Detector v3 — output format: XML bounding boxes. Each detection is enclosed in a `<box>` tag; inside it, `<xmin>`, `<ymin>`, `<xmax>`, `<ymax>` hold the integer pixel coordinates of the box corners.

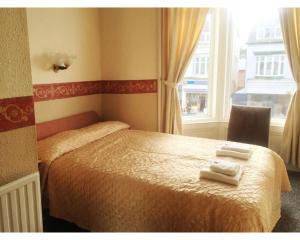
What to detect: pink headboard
<box><xmin>36</xmin><ymin>111</ymin><xmax>100</xmax><ymax>140</ymax></box>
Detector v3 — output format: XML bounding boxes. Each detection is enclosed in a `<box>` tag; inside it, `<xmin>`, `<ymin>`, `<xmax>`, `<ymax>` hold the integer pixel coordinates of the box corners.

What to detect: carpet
<box><xmin>273</xmin><ymin>171</ymin><xmax>300</xmax><ymax>232</ymax></box>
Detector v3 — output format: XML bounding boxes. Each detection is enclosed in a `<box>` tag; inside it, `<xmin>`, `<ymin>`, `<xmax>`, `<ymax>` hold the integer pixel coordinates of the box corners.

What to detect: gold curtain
<box><xmin>160</xmin><ymin>8</ymin><xmax>209</xmax><ymax>134</ymax></box>
<box><xmin>279</xmin><ymin>8</ymin><xmax>300</xmax><ymax>168</ymax></box>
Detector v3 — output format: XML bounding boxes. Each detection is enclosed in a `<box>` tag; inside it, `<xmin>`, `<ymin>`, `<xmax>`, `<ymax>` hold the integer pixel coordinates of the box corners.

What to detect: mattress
<box><xmin>38</xmin><ymin>121</ymin><xmax>291</xmax><ymax>232</ymax></box>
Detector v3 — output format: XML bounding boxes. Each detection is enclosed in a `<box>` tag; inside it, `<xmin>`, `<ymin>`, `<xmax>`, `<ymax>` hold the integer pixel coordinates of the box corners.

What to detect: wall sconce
<box><xmin>50</xmin><ymin>53</ymin><xmax>76</xmax><ymax>73</ymax></box>
<box><xmin>42</xmin><ymin>53</ymin><xmax>76</xmax><ymax>73</ymax></box>
<box><xmin>53</xmin><ymin>62</ymin><xmax>69</xmax><ymax>72</ymax></box>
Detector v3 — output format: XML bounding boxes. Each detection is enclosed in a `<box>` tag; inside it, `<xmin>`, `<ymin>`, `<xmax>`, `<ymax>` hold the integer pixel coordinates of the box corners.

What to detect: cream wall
<box><xmin>101</xmin><ymin>94</ymin><xmax>158</xmax><ymax>131</ymax></box>
<box><xmin>99</xmin><ymin>8</ymin><xmax>159</xmax><ymax>131</ymax></box>
<box><xmin>26</xmin><ymin>8</ymin><xmax>102</xmax><ymax>123</ymax></box>
<box><xmin>0</xmin><ymin>9</ymin><xmax>32</xmax><ymax>99</ymax></box>
<box><xmin>0</xmin><ymin>9</ymin><xmax>37</xmax><ymax>186</ymax></box>
<box><xmin>100</xmin><ymin>8</ymin><xmax>158</xmax><ymax>80</ymax></box>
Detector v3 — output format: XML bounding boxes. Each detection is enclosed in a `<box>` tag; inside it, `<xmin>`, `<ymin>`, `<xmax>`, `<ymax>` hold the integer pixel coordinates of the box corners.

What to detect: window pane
<box><xmin>200</xmin><ymin>62</ymin><xmax>205</xmax><ymax>75</ymax></box>
<box><xmin>192</xmin><ymin>57</ymin><xmax>200</xmax><ymax>75</ymax></box>
<box><xmin>255</xmin><ymin>57</ymin><xmax>260</xmax><ymax>75</ymax></box>
<box><xmin>266</xmin><ymin>56</ymin><xmax>272</xmax><ymax>75</ymax></box>
<box><xmin>275</xmin><ymin>27</ymin><xmax>282</xmax><ymax>39</ymax></box>
<box><xmin>265</xmin><ymin>28</ymin><xmax>271</xmax><ymax>39</ymax></box>
<box><xmin>273</xmin><ymin>55</ymin><xmax>279</xmax><ymax>75</ymax></box>
<box><xmin>273</xmin><ymin>61</ymin><xmax>279</xmax><ymax>75</ymax></box>
<box><xmin>280</xmin><ymin>55</ymin><xmax>285</xmax><ymax>75</ymax></box>
<box><xmin>230</xmin><ymin>8</ymin><xmax>295</xmax><ymax>119</ymax></box>
<box><xmin>256</xmin><ymin>28</ymin><xmax>264</xmax><ymax>40</ymax></box>
<box><xmin>259</xmin><ymin>57</ymin><xmax>265</xmax><ymax>75</ymax></box>
<box><xmin>179</xmin><ymin>12</ymin><xmax>212</xmax><ymax>119</ymax></box>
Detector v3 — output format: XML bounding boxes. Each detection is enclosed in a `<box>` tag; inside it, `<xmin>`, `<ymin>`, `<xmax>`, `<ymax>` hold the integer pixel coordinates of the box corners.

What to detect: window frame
<box><xmin>223</xmin><ymin>10</ymin><xmax>290</xmax><ymax>126</ymax></box>
<box><xmin>182</xmin><ymin>9</ymin><xmax>218</xmax><ymax>124</ymax></box>
<box><xmin>255</xmin><ymin>54</ymin><xmax>285</xmax><ymax>77</ymax></box>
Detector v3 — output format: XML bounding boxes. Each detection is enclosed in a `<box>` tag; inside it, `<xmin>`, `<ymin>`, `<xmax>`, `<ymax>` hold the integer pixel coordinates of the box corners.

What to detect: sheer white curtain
<box><xmin>279</xmin><ymin>8</ymin><xmax>300</xmax><ymax>168</ymax></box>
<box><xmin>159</xmin><ymin>8</ymin><xmax>209</xmax><ymax>134</ymax></box>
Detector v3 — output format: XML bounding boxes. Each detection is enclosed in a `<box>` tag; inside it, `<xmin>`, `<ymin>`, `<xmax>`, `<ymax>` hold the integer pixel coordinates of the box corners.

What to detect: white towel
<box><xmin>210</xmin><ymin>159</ymin><xmax>240</xmax><ymax>176</ymax></box>
<box><xmin>221</xmin><ymin>142</ymin><xmax>250</xmax><ymax>153</ymax></box>
<box><xmin>216</xmin><ymin>149</ymin><xmax>250</xmax><ymax>160</ymax></box>
<box><xmin>200</xmin><ymin>166</ymin><xmax>244</xmax><ymax>186</ymax></box>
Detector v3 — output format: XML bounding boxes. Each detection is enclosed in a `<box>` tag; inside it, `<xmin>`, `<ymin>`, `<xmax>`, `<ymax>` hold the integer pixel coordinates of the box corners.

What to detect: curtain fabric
<box><xmin>160</xmin><ymin>8</ymin><xmax>209</xmax><ymax>134</ymax></box>
<box><xmin>279</xmin><ymin>8</ymin><xmax>300</xmax><ymax>168</ymax></box>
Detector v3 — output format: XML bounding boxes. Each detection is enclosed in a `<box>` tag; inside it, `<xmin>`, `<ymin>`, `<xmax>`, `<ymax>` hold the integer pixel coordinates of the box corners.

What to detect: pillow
<box><xmin>78</xmin><ymin>121</ymin><xmax>130</xmax><ymax>141</ymax></box>
<box><xmin>38</xmin><ymin>130</ymin><xmax>82</xmax><ymax>164</ymax></box>
<box><xmin>38</xmin><ymin>121</ymin><xmax>130</xmax><ymax>164</ymax></box>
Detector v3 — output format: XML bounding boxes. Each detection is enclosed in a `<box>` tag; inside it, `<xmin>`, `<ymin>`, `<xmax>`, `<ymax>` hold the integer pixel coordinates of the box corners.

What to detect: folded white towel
<box><xmin>210</xmin><ymin>159</ymin><xmax>240</xmax><ymax>176</ymax></box>
<box><xmin>216</xmin><ymin>149</ymin><xmax>250</xmax><ymax>160</ymax></box>
<box><xmin>200</xmin><ymin>166</ymin><xmax>244</xmax><ymax>186</ymax></box>
<box><xmin>221</xmin><ymin>142</ymin><xmax>250</xmax><ymax>153</ymax></box>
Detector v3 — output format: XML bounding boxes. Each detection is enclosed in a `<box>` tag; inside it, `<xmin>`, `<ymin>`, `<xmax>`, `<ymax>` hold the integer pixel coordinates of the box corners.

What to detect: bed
<box><xmin>37</xmin><ymin>111</ymin><xmax>291</xmax><ymax>232</ymax></box>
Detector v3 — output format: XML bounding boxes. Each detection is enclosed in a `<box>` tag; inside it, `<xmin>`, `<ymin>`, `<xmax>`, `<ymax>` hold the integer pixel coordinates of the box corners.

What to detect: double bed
<box><xmin>37</xmin><ymin>111</ymin><xmax>291</xmax><ymax>232</ymax></box>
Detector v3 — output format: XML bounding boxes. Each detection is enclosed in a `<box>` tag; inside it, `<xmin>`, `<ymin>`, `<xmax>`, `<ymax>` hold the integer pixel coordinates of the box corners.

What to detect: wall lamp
<box><xmin>45</xmin><ymin>53</ymin><xmax>76</xmax><ymax>73</ymax></box>
<box><xmin>50</xmin><ymin>53</ymin><xmax>76</xmax><ymax>73</ymax></box>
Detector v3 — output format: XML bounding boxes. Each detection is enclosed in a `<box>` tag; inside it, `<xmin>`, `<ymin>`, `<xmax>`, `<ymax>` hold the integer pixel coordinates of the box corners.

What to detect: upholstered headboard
<box><xmin>36</xmin><ymin>111</ymin><xmax>100</xmax><ymax>140</ymax></box>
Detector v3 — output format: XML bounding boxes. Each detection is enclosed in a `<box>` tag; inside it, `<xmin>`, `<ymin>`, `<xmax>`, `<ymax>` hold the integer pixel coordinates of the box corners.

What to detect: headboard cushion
<box><xmin>36</xmin><ymin>111</ymin><xmax>100</xmax><ymax>140</ymax></box>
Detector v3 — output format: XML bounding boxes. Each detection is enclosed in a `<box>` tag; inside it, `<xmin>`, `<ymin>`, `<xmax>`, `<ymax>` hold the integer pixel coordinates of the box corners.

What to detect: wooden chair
<box><xmin>227</xmin><ymin>105</ymin><xmax>271</xmax><ymax>147</ymax></box>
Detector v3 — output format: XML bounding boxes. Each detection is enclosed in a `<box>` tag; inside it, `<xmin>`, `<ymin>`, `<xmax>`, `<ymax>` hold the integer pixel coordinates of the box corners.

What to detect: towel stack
<box><xmin>216</xmin><ymin>142</ymin><xmax>251</xmax><ymax>160</ymax></box>
<box><xmin>200</xmin><ymin>159</ymin><xmax>243</xmax><ymax>186</ymax></box>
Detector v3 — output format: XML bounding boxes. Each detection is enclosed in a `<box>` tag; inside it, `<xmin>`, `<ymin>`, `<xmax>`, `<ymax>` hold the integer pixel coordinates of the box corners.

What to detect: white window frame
<box><xmin>191</xmin><ymin>55</ymin><xmax>209</xmax><ymax>77</ymax></box>
<box><xmin>199</xmin><ymin>55</ymin><xmax>209</xmax><ymax>77</ymax></box>
<box><xmin>255</xmin><ymin>54</ymin><xmax>285</xmax><ymax>77</ymax></box>
<box><xmin>192</xmin><ymin>56</ymin><xmax>201</xmax><ymax>75</ymax></box>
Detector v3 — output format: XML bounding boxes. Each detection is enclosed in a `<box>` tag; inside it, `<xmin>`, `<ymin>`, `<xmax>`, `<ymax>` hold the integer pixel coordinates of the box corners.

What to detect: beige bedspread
<box><xmin>38</xmin><ymin>122</ymin><xmax>291</xmax><ymax>232</ymax></box>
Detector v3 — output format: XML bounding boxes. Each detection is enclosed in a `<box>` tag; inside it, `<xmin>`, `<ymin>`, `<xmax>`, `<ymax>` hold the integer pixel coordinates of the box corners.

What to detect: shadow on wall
<box><xmin>32</xmin><ymin>53</ymin><xmax>55</xmax><ymax>71</ymax></box>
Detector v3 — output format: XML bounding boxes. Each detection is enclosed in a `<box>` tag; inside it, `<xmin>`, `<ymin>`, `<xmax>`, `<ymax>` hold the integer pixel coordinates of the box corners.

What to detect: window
<box><xmin>192</xmin><ymin>56</ymin><xmax>200</xmax><ymax>75</ymax></box>
<box><xmin>230</xmin><ymin>8</ymin><xmax>295</xmax><ymax>120</ymax></box>
<box><xmin>256</xmin><ymin>25</ymin><xmax>282</xmax><ymax>41</ymax></box>
<box><xmin>178</xmin><ymin>12</ymin><xmax>212</xmax><ymax>119</ymax></box>
<box><xmin>200</xmin><ymin>16</ymin><xmax>211</xmax><ymax>43</ymax></box>
<box><xmin>255</xmin><ymin>54</ymin><xmax>285</xmax><ymax>77</ymax></box>
<box><xmin>192</xmin><ymin>55</ymin><xmax>209</xmax><ymax>76</ymax></box>
<box><xmin>180</xmin><ymin>8</ymin><xmax>296</xmax><ymax>124</ymax></box>
<box><xmin>200</xmin><ymin>31</ymin><xmax>210</xmax><ymax>42</ymax></box>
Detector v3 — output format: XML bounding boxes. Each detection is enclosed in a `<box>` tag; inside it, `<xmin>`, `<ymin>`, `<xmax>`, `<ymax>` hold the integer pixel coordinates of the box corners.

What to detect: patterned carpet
<box><xmin>43</xmin><ymin>171</ymin><xmax>300</xmax><ymax>232</ymax></box>
<box><xmin>273</xmin><ymin>171</ymin><xmax>300</xmax><ymax>232</ymax></box>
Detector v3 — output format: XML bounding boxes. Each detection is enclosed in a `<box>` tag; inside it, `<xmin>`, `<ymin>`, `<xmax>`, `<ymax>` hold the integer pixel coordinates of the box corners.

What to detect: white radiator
<box><xmin>0</xmin><ymin>172</ymin><xmax>43</xmax><ymax>232</ymax></box>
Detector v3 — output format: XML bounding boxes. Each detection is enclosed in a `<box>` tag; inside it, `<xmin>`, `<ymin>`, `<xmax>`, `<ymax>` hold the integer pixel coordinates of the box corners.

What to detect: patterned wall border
<box><xmin>0</xmin><ymin>96</ymin><xmax>35</xmax><ymax>132</ymax></box>
<box><xmin>33</xmin><ymin>79</ymin><xmax>157</xmax><ymax>102</ymax></box>
<box><xmin>100</xmin><ymin>80</ymin><xmax>157</xmax><ymax>94</ymax></box>
<box><xmin>33</xmin><ymin>81</ymin><xmax>100</xmax><ymax>102</ymax></box>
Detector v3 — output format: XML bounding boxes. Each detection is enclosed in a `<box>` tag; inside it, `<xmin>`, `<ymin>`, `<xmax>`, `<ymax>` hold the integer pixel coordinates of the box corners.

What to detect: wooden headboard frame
<box><xmin>36</xmin><ymin>111</ymin><xmax>100</xmax><ymax>140</ymax></box>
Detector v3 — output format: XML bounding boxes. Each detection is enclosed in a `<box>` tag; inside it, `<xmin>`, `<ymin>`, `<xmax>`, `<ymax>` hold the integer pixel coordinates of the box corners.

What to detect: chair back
<box><xmin>227</xmin><ymin>105</ymin><xmax>271</xmax><ymax>147</ymax></box>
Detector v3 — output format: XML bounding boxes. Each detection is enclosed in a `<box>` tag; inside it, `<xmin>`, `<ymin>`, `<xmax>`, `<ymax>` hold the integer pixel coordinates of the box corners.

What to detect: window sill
<box><xmin>182</xmin><ymin>116</ymin><xmax>216</xmax><ymax>125</ymax></box>
<box><xmin>182</xmin><ymin>118</ymin><xmax>285</xmax><ymax>134</ymax></box>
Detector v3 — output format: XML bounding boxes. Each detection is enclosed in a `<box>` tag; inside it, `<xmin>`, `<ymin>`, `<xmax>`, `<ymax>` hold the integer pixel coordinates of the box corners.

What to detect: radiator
<box><xmin>0</xmin><ymin>172</ymin><xmax>43</xmax><ymax>232</ymax></box>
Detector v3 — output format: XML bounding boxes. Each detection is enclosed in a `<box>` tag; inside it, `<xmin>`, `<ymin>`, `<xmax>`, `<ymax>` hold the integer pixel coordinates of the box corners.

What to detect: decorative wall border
<box><xmin>0</xmin><ymin>96</ymin><xmax>35</xmax><ymax>132</ymax></box>
<box><xmin>33</xmin><ymin>81</ymin><xmax>100</xmax><ymax>102</ymax></box>
<box><xmin>33</xmin><ymin>79</ymin><xmax>157</xmax><ymax>102</ymax></box>
<box><xmin>100</xmin><ymin>80</ymin><xmax>157</xmax><ymax>94</ymax></box>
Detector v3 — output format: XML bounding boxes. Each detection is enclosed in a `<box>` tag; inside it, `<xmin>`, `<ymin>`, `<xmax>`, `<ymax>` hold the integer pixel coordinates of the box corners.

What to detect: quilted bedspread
<box><xmin>39</xmin><ymin>124</ymin><xmax>291</xmax><ymax>232</ymax></box>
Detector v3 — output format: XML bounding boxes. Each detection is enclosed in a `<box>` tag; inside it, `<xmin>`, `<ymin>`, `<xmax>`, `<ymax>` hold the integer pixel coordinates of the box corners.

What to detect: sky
<box><xmin>229</xmin><ymin>7</ymin><xmax>281</xmax><ymax>45</ymax></box>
